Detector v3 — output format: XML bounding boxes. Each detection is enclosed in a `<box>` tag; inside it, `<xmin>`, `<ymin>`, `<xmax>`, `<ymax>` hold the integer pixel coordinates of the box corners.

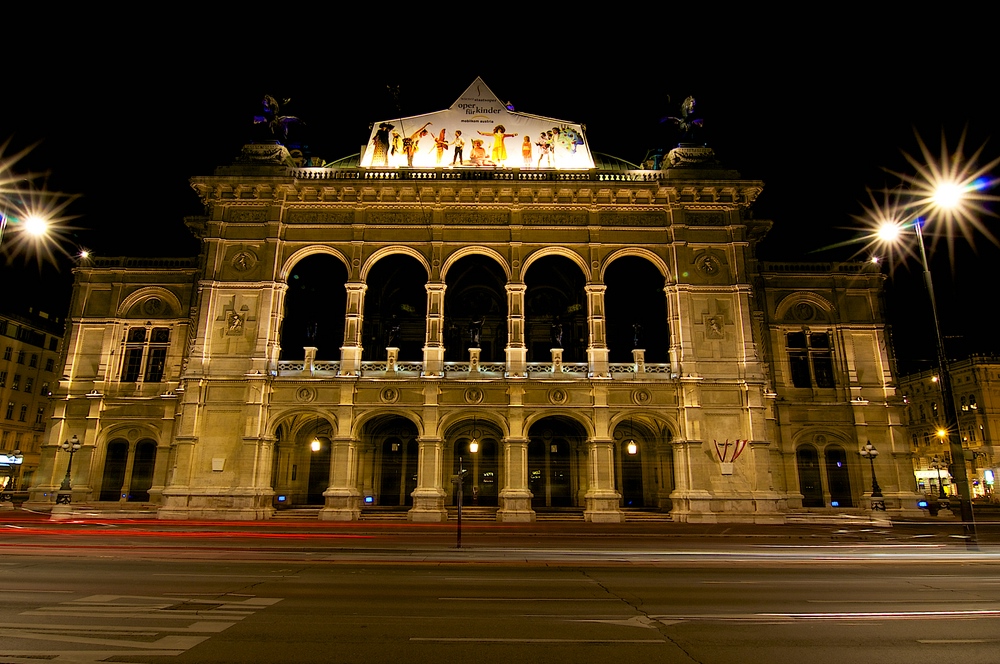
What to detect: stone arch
<box><xmin>441</xmin><ymin>246</ymin><xmax>511</xmax><ymax>282</ymax></box>
<box><xmin>360</xmin><ymin>245</ymin><xmax>431</xmax><ymax>282</ymax></box>
<box><xmin>117</xmin><ymin>287</ymin><xmax>183</xmax><ymax>319</ymax></box>
<box><xmin>437</xmin><ymin>411</ymin><xmax>510</xmax><ymax>440</ymax></box>
<box><xmin>350</xmin><ymin>409</ymin><xmax>424</xmax><ymax>441</ymax></box>
<box><xmin>279</xmin><ymin>245</ymin><xmax>351</xmax><ymax>282</ymax></box>
<box><xmin>93</xmin><ymin>424</ymin><xmax>162</xmax><ymax>503</ymax></box>
<box><xmin>775</xmin><ymin>292</ymin><xmax>837</xmax><ymax>323</ymax></box>
<box><xmin>521</xmin><ymin>246</ymin><xmax>590</xmax><ymax>281</ymax></box>
<box><xmin>600</xmin><ymin>248</ymin><xmax>671</xmax><ymax>283</ymax></box>
<box><xmin>523</xmin><ymin>410</ymin><xmax>596</xmax><ymax>440</ymax></box>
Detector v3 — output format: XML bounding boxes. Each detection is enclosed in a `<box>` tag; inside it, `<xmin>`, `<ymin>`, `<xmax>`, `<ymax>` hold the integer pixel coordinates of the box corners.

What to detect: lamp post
<box><xmin>930</xmin><ymin>455</ymin><xmax>949</xmax><ymax>501</ymax></box>
<box><xmin>56</xmin><ymin>434</ymin><xmax>81</xmax><ymax>505</ymax></box>
<box><xmin>869</xmin><ymin>174</ymin><xmax>984</xmax><ymax>545</ymax></box>
<box><xmin>859</xmin><ymin>441</ymin><xmax>884</xmax><ymax>511</ymax></box>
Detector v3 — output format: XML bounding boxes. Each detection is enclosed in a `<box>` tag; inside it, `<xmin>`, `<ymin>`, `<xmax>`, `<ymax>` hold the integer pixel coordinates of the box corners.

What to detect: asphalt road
<box><xmin>3</xmin><ymin>511</ymin><xmax>1000</xmax><ymax>663</ymax></box>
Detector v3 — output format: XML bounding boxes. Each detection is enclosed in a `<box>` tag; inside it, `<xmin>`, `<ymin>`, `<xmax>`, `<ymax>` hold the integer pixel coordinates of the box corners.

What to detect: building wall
<box><xmin>0</xmin><ymin>310</ymin><xmax>63</xmax><ymax>492</ymax></box>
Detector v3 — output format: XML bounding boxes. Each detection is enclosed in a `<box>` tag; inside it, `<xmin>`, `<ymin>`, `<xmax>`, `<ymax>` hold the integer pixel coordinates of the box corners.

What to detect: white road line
<box><xmin>1</xmin><ymin>630</ymin><xmax>208</xmax><ymax>649</ymax></box>
<box><xmin>411</xmin><ymin>638</ymin><xmax>665</xmax><ymax>643</ymax></box>
<box><xmin>438</xmin><ymin>598</ymin><xmax>618</xmax><ymax>601</ymax></box>
<box><xmin>151</xmin><ymin>573</ymin><xmax>298</xmax><ymax>578</ymax></box>
<box><xmin>919</xmin><ymin>639</ymin><xmax>995</xmax><ymax>644</ymax></box>
<box><xmin>2</xmin><ymin>621</ymin><xmax>233</xmax><ymax>633</ymax></box>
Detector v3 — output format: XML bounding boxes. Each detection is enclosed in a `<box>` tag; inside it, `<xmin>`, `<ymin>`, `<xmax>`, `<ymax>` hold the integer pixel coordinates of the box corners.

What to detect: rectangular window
<box><xmin>29</xmin><ymin>354</ymin><xmax>37</xmax><ymax>368</ymax></box>
<box><xmin>41</xmin><ymin>382</ymin><xmax>50</xmax><ymax>396</ymax></box>
<box><xmin>786</xmin><ymin>331</ymin><xmax>835</xmax><ymax>388</ymax></box>
<box><xmin>3</xmin><ymin>347</ymin><xmax>11</xmax><ymax>361</ymax></box>
<box><xmin>44</xmin><ymin>358</ymin><xmax>54</xmax><ymax>372</ymax></box>
<box><xmin>11</xmin><ymin>374</ymin><xmax>20</xmax><ymax>390</ymax></box>
<box><xmin>18</xmin><ymin>405</ymin><xmax>27</xmax><ymax>422</ymax></box>
<box><xmin>0</xmin><ymin>371</ymin><xmax>5</xmax><ymax>387</ymax></box>
<box><xmin>16</xmin><ymin>351</ymin><xmax>25</xmax><ymax>364</ymax></box>
<box><xmin>120</xmin><ymin>327</ymin><xmax>171</xmax><ymax>382</ymax></box>
<box><xmin>35</xmin><ymin>406</ymin><xmax>45</xmax><ymax>425</ymax></box>
<box><xmin>24</xmin><ymin>377</ymin><xmax>33</xmax><ymax>394</ymax></box>
<box><xmin>5</xmin><ymin>402</ymin><xmax>13</xmax><ymax>420</ymax></box>
<box><xmin>49</xmin><ymin>338</ymin><xmax>58</xmax><ymax>351</ymax></box>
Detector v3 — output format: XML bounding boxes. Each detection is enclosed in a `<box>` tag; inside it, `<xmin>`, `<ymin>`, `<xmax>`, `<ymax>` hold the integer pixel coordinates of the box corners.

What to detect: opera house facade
<box><xmin>26</xmin><ymin>80</ymin><xmax>923</xmax><ymax>522</ymax></box>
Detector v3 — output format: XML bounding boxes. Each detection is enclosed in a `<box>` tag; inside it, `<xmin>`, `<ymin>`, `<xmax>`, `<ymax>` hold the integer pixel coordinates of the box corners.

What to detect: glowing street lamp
<box><xmin>930</xmin><ymin>455</ymin><xmax>949</xmax><ymax>501</ymax></box>
<box><xmin>859</xmin><ymin>441</ymin><xmax>883</xmax><ymax>509</ymax></box>
<box><xmin>861</xmin><ymin>135</ymin><xmax>998</xmax><ymax>545</ymax></box>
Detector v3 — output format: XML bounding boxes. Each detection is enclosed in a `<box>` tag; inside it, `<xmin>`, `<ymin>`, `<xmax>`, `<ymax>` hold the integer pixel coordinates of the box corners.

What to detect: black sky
<box><xmin>3</xmin><ymin>20</ymin><xmax>998</xmax><ymax>375</ymax></box>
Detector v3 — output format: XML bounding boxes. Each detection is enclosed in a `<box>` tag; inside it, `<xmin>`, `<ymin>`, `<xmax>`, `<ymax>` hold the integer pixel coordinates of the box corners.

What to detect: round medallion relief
<box><xmin>295</xmin><ymin>387</ymin><xmax>316</xmax><ymax>403</ymax></box>
<box><xmin>548</xmin><ymin>388</ymin><xmax>568</xmax><ymax>405</ymax></box>
<box><xmin>464</xmin><ymin>387</ymin><xmax>484</xmax><ymax>404</ymax></box>
<box><xmin>231</xmin><ymin>250</ymin><xmax>257</xmax><ymax>272</ymax></box>
<box><xmin>632</xmin><ymin>389</ymin><xmax>652</xmax><ymax>406</ymax></box>
<box><xmin>142</xmin><ymin>298</ymin><xmax>164</xmax><ymax>316</ymax></box>
<box><xmin>380</xmin><ymin>387</ymin><xmax>400</xmax><ymax>404</ymax></box>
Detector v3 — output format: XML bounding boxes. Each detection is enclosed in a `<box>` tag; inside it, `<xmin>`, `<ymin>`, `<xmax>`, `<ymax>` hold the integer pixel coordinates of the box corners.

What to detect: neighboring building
<box><xmin>0</xmin><ymin>309</ymin><xmax>63</xmax><ymax>492</ymax></box>
<box><xmin>26</xmin><ymin>79</ymin><xmax>923</xmax><ymax>521</ymax></box>
<box><xmin>900</xmin><ymin>356</ymin><xmax>999</xmax><ymax>500</ymax></box>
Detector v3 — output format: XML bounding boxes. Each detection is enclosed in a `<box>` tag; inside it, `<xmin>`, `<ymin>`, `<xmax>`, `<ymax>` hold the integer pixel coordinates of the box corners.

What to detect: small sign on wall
<box><xmin>212</xmin><ymin>458</ymin><xmax>225</xmax><ymax>472</ymax></box>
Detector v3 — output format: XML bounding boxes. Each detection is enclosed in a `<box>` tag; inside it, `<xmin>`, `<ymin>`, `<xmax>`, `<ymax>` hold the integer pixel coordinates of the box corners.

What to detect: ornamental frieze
<box><xmin>600</xmin><ymin>212</ymin><xmax>665</xmax><ymax>227</ymax></box>
<box><xmin>686</xmin><ymin>212</ymin><xmax>726</xmax><ymax>226</ymax></box>
<box><xmin>444</xmin><ymin>211</ymin><xmax>509</xmax><ymax>225</ymax></box>
<box><xmin>523</xmin><ymin>212</ymin><xmax>587</xmax><ymax>226</ymax></box>
<box><xmin>285</xmin><ymin>210</ymin><xmax>354</xmax><ymax>224</ymax></box>
<box><xmin>367</xmin><ymin>211</ymin><xmax>432</xmax><ymax>225</ymax></box>
<box><xmin>225</xmin><ymin>208</ymin><xmax>268</xmax><ymax>222</ymax></box>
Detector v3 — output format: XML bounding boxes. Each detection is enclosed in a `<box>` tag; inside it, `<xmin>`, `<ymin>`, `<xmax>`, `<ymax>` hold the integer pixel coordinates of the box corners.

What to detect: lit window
<box><xmin>970</xmin><ymin>395</ymin><xmax>978</xmax><ymax>410</ymax></box>
<box><xmin>0</xmin><ymin>371</ymin><xmax>5</xmax><ymax>387</ymax></box>
<box><xmin>120</xmin><ymin>327</ymin><xmax>171</xmax><ymax>382</ymax></box>
<box><xmin>11</xmin><ymin>374</ymin><xmax>20</xmax><ymax>390</ymax></box>
<box><xmin>35</xmin><ymin>406</ymin><xmax>44</xmax><ymax>425</ymax></box>
<box><xmin>24</xmin><ymin>377</ymin><xmax>33</xmax><ymax>394</ymax></box>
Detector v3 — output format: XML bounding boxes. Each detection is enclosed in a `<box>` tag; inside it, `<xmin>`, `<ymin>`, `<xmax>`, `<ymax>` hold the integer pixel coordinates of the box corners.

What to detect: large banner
<box><xmin>361</xmin><ymin>78</ymin><xmax>594</xmax><ymax>170</ymax></box>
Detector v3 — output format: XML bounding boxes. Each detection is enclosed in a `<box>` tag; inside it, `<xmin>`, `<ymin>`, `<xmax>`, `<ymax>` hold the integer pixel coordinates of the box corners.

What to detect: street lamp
<box><xmin>57</xmin><ymin>434</ymin><xmax>81</xmax><ymax>505</ymax></box>
<box><xmin>859</xmin><ymin>441</ymin><xmax>884</xmax><ymax>510</ymax></box>
<box><xmin>930</xmin><ymin>455</ymin><xmax>949</xmax><ymax>501</ymax></box>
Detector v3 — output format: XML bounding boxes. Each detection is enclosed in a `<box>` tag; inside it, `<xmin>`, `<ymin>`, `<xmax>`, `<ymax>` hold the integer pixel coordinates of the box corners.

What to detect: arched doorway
<box><xmin>99</xmin><ymin>440</ymin><xmax>128</xmax><ymax>501</ymax></box>
<box><xmin>796</xmin><ymin>445</ymin><xmax>824</xmax><ymax>507</ymax></box>
<box><xmin>825</xmin><ymin>445</ymin><xmax>854</xmax><ymax>507</ymax></box>
<box><xmin>366</xmin><ymin>417</ymin><xmax>419</xmax><ymax>507</ymax></box>
<box><xmin>614</xmin><ymin>421</ymin><xmax>644</xmax><ymax>507</ymax></box>
<box><xmin>527</xmin><ymin>417</ymin><xmax>585</xmax><ymax>508</ymax></box>
<box><xmin>99</xmin><ymin>438</ymin><xmax>157</xmax><ymax>502</ymax></box>
<box><xmin>449</xmin><ymin>418</ymin><xmax>501</xmax><ymax>507</ymax></box>
<box><xmin>270</xmin><ymin>415</ymin><xmax>335</xmax><ymax>509</ymax></box>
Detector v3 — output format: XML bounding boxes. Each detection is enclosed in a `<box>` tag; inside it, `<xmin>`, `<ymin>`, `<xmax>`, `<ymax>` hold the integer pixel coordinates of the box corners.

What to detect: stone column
<box><xmin>668</xmin><ymin>439</ymin><xmax>715</xmax><ymax>523</ymax></box>
<box><xmin>409</xmin><ymin>437</ymin><xmax>447</xmax><ymax>522</ymax></box>
<box><xmin>497</xmin><ymin>437</ymin><xmax>534</xmax><ymax>521</ymax></box>
<box><xmin>585</xmin><ymin>284</ymin><xmax>609</xmax><ymax>378</ymax></box>
<box><xmin>583</xmin><ymin>438</ymin><xmax>623</xmax><ymax>522</ymax></box>
<box><xmin>505</xmin><ymin>283</ymin><xmax>527</xmax><ymax>378</ymax></box>
<box><xmin>423</xmin><ymin>282</ymin><xmax>446</xmax><ymax>377</ymax></box>
<box><xmin>340</xmin><ymin>282</ymin><xmax>367</xmax><ymax>377</ymax></box>
<box><xmin>320</xmin><ymin>437</ymin><xmax>361</xmax><ymax>521</ymax></box>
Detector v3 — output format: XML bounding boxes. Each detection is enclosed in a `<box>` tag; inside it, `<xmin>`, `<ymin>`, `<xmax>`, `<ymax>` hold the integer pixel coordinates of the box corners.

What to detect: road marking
<box><xmin>412</xmin><ymin>638</ymin><xmax>665</xmax><ymax>644</ymax></box>
<box><xmin>152</xmin><ymin>573</ymin><xmax>298</xmax><ymax>578</ymax></box>
<box><xmin>919</xmin><ymin>639</ymin><xmax>995</xmax><ymax>644</ymax></box>
<box><xmin>439</xmin><ymin>598</ymin><xmax>618</xmax><ymax>602</ymax></box>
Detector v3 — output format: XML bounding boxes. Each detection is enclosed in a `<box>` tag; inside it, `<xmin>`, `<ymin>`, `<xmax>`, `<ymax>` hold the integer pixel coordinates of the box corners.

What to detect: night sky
<box><xmin>4</xmin><ymin>21</ymin><xmax>998</xmax><ymax>376</ymax></box>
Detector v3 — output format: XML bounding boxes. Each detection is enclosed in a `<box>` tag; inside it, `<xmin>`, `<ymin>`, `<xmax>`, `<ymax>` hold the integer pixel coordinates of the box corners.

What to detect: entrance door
<box><xmin>797</xmin><ymin>445</ymin><xmax>824</xmax><ymax>507</ymax></box>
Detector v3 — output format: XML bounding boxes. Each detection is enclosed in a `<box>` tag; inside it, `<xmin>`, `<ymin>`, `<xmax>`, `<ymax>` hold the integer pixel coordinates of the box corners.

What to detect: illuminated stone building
<box><xmin>900</xmin><ymin>357</ymin><xmax>1000</xmax><ymax>500</ymax></box>
<box><xmin>27</xmin><ymin>80</ymin><xmax>923</xmax><ymax>521</ymax></box>
<box><xmin>0</xmin><ymin>309</ymin><xmax>63</xmax><ymax>493</ymax></box>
